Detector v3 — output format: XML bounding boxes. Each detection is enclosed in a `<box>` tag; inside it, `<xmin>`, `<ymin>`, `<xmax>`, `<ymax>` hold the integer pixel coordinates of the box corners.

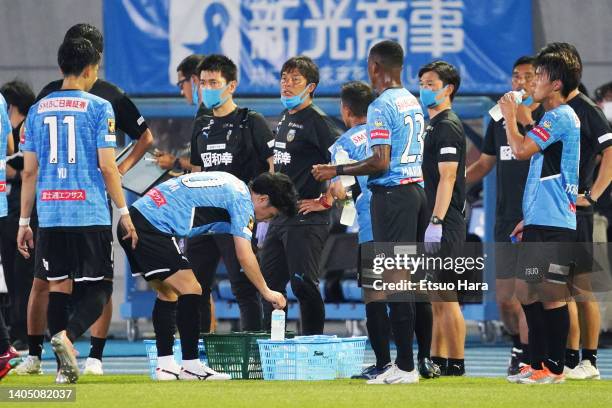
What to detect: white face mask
<box><xmin>602</xmin><ymin>101</ymin><xmax>612</xmax><ymax>122</ymax></box>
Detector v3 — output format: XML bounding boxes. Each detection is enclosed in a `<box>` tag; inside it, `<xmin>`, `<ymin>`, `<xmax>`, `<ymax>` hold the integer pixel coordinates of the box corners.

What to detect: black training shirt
<box><xmin>421</xmin><ymin>109</ymin><xmax>466</xmax><ymax>230</ymax></box>
<box><xmin>190</xmin><ymin>107</ymin><xmax>274</xmax><ymax>184</ymax></box>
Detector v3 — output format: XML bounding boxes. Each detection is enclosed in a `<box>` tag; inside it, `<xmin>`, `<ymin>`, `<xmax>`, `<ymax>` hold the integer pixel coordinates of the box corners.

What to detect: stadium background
<box><xmin>0</xmin><ymin>0</ymin><xmax>612</xmax><ymax>379</ymax></box>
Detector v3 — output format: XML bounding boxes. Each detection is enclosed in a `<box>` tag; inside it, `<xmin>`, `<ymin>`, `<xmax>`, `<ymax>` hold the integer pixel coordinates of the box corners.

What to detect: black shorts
<box><xmin>370</xmin><ymin>183</ymin><xmax>429</xmax><ymax>242</ymax></box>
<box><xmin>574</xmin><ymin>211</ymin><xmax>594</xmax><ymax>273</ymax></box>
<box><xmin>34</xmin><ymin>227</ymin><xmax>113</xmax><ymax>282</ymax></box>
<box><xmin>118</xmin><ymin>208</ymin><xmax>190</xmax><ymax>282</ymax></box>
<box><xmin>517</xmin><ymin>226</ymin><xmax>576</xmax><ymax>284</ymax></box>
<box><xmin>494</xmin><ymin>220</ymin><xmax>521</xmax><ymax>280</ymax></box>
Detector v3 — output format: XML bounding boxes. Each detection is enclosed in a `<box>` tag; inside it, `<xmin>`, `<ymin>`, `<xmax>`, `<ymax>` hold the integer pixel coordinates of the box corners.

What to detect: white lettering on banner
<box><xmin>246</xmin><ymin>0</ymin><xmax>300</xmax><ymax>61</ymax></box>
<box><xmin>303</xmin><ymin>0</ymin><xmax>354</xmax><ymax>60</ymax></box>
<box><xmin>410</xmin><ymin>0</ymin><xmax>465</xmax><ymax>57</ymax></box>
<box><xmin>274</xmin><ymin>150</ymin><xmax>292</xmax><ymax>165</ymax></box>
<box><xmin>356</xmin><ymin>0</ymin><xmax>408</xmax><ymax>59</ymax></box>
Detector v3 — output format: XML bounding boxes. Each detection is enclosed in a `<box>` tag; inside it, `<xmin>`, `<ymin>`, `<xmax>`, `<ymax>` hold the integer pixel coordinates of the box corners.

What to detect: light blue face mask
<box><xmin>202</xmin><ymin>84</ymin><xmax>229</xmax><ymax>109</ymax></box>
<box><xmin>280</xmin><ymin>85</ymin><xmax>311</xmax><ymax>110</ymax></box>
<box><xmin>419</xmin><ymin>86</ymin><xmax>447</xmax><ymax>108</ymax></box>
<box><xmin>191</xmin><ymin>81</ymin><xmax>199</xmax><ymax>105</ymax></box>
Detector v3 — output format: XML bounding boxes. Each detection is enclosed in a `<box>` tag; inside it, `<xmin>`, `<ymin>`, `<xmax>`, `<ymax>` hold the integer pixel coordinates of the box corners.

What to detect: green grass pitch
<box><xmin>1</xmin><ymin>375</ymin><xmax>611</xmax><ymax>408</ymax></box>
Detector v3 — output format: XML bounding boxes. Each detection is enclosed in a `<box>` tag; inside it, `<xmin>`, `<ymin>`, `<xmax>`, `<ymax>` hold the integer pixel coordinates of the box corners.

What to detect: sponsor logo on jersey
<box><xmin>440</xmin><ymin>147</ymin><xmax>457</xmax><ymax>155</ymax></box>
<box><xmin>107</xmin><ymin>118</ymin><xmax>116</xmax><ymax>134</ymax></box>
<box><xmin>0</xmin><ymin>182</ymin><xmax>5</xmax><ymax>192</ymax></box>
<box><xmin>40</xmin><ymin>189</ymin><xmax>86</xmax><ymax>201</ymax></box>
<box><xmin>370</xmin><ymin>129</ymin><xmax>390</xmax><ymax>140</ymax></box>
<box><xmin>287</xmin><ymin>129</ymin><xmax>296</xmax><ymax>142</ymax></box>
<box><xmin>374</xmin><ymin>119</ymin><xmax>383</xmax><ymax>127</ymax></box>
<box><xmin>146</xmin><ymin>188</ymin><xmax>167</xmax><ymax>207</ymax></box>
<box><xmin>350</xmin><ymin>131</ymin><xmax>367</xmax><ymax>146</ymax></box>
<box><xmin>37</xmin><ymin>97</ymin><xmax>89</xmax><ymax>113</ymax></box>
<box><xmin>395</xmin><ymin>95</ymin><xmax>420</xmax><ymax>112</ymax></box>
<box><xmin>531</xmin><ymin>126</ymin><xmax>550</xmax><ymax>142</ymax></box>
<box><xmin>569</xmin><ymin>202</ymin><xmax>576</xmax><ymax>213</ymax></box>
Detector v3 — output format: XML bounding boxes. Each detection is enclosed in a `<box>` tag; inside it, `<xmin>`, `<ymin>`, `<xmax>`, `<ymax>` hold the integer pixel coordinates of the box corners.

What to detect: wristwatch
<box><xmin>584</xmin><ymin>191</ymin><xmax>597</xmax><ymax>206</ymax></box>
<box><xmin>431</xmin><ymin>216</ymin><xmax>444</xmax><ymax>225</ymax></box>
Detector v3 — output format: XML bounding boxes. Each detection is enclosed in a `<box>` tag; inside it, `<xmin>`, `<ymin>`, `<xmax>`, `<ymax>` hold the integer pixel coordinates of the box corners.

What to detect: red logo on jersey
<box><xmin>20</xmin><ymin>128</ymin><xmax>25</xmax><ymax>145</ymax></box>
<box><xmin>531</xmin><ymin>126</ymin><xmax>550</xmax><ymax>142</ymax></box>
<box><xmin>370</xmin><ymin>129</ymin><xmax>390</xmax><ymax>140</ymax></box>
<box><xmin>40</xmin><ymin>190</ymin><xmax>86</xmax><ymax>201</ymax></box>
<box><xmin>569</xmin><ymin>202</ymin><xmax>576</xmax><ymax>213</ymax></box>
<box><xmin>146</xmin><ymin>188</ymin><xmax>167</xmax><ymax>207</ymax></box>
<box><xmin>0</xmin><ymin>182</ymin><xmax>6</xmax><ymax>193</ymax></box>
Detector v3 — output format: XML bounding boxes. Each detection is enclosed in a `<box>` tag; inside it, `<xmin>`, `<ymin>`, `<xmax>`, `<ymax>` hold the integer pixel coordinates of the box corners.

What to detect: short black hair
<box><xmin>249</xmin><ymin>173</ymin><xmax>298</xmax><ymax>217</ymax></box>
<box><xmin>197</xmin><ymin>54</ymin><xmax>237</xmax><ymax>83</ymax></box>
<box><xmin>63</xmin><ymin>23</ymin><xmax>104</xmax><ymax>54</ymax></box>
<box><xmin>595</xmin><ymin>81</ymin><xmax>612</xmax><ymax>103</ymax></box>
<box><xmin>418</xmin><ymin>60</ymin><xmax>461</xmax><ymax>101</ymax></box>
<box><xmin>340</xmin><ymin>81</ymin><xmax>375</xmax><ymax>118</ymax></box>
<box><xmin>281</xmin><ymin>56</ymin><xmax>319</xmax><ymax>96</ymax></box>
<box><xmin>0</xmin><ymin>80</ymin><xmax>35</xmax><ymax>116</ymax></box>
<box><xmin>369</xmin><ymin>40</ymin><xmax>404</xmax><ymax>69</ymax></box>
<box><xmin>536</xmin><ymin>42</ymin><xmax>582</xmax><ymax>77</ymax></box>
<box><xmin>177</xmin><ymin>54</ymin><xmax>205</xmax><ymax>78</ymax></box>
<box><xmin>534</xmin><ymin>51</ymin><xmax>581</xmax><ymax>98</ymax></box>
<box><xmin>58</xmin><ymin>38</ymin><xmax>101</xmax><ymax>77</ymax></box>
<box><xmin>513</xmin><ymin>55</ymin><xmax>535</xmax><ymax>70</ymax></box>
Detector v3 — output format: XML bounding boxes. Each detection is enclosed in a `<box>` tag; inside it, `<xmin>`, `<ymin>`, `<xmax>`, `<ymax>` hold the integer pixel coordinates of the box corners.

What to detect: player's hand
<box><xmin>16</xmin><ymin>226</ymin><xmax>34</xmax><ymax>259</ymax></box>
<box><xmin>510</xmin><ymin>220</ymin><xmax>524</xmax><ymax>242</ymax></box>
<box><xmin>424</xmin><ymin>223</ymin><xmax>443</xmax><ymax>253</ymax></box>
<box><xmin>263</xmin><ymin>289</ymin><xmax>286</xmax><ymax>310</ymax></box>
<box><xmin>311</xmin><ymin>164</ymin><xmax>337</xmax><ymax>181</ymax></box>
<box><xmin>120</xmin><ymin>215</ymin><xmax>139</xmax><ymax>249</ymax></box>
<box><xmin>298</xmin><ymin>199</ymin><xmax>326</xmax><ymax>214</ymax></box>
<box><xmin>576</xmin><ymin>195</ymin><xmax>590</xmax><ymax>207</ymax></box>
<box><xmin>155</xmin><ymin>152</ymin><xmax>176</xmax><ymax>170</ymax></box>
<box><xmin>499</xmin><ymin>92</ymin><xmax>518</xmax><ymax>121</ymax></box>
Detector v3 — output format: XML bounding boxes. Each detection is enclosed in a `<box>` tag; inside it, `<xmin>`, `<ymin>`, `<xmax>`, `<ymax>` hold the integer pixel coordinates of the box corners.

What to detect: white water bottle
<box><xmin>334</xmin><ymin>147</ymin><xmax>356</xmax><ymax>188</ymax></box>
<box><xmin>489</xmin><ymin>89</ymin><xmax>525</xmax><ymax>122</ymax></box>
<box><xmin>270</xmin><ymin>309</ymin><xmax>285</xmax><ymax>340</ymax></box>
<box><xmin>340</xmin><ymin>199</ymin><xmax>357</xmax><ymax>226</ymax></box>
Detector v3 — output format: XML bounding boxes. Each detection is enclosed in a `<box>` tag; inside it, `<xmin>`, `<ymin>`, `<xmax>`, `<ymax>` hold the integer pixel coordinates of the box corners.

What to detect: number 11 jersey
<box><xmin>21</xmin><ymin>90</ymin><xmax>116</xmax><ymax>228</ymax></box>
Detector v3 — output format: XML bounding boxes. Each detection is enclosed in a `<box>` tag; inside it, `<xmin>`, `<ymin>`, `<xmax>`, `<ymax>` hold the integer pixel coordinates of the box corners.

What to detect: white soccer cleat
<box><xmin>56</xmin><ymin>371</ymin><xmax>69</xmax><ymax>384</ymax></box>
<box><xmin>179</xmin><ymin>363</ymin><xmax>232</xmax><ymax>381</ymax></box>
<box><xmin>50</xmin><ymin>332</ymin><xmax>79</xmax><ymax>384</ymax></box>
<box><xmin>366</xmin><ymin>364</ymin><xmax>419</xmax><ymax>384</ymax></box>
<box><xmin>566</xmin><ymin>360</ymin><xmax>600</xmax><ymax>380</ymax></box>
<box><xmin>83</xmin><ymin>357</ymin><xmax>104</xmax><ymax>375</ymax></box>
<box><xmin>12</xmin><ymin>355</ymin><xmax>43</xmax><ymax>375</ymax></box>
<box><xmin>156</xmin><ymin>359</ymin><xmax>181</xmax><ymax>381</ymax></box>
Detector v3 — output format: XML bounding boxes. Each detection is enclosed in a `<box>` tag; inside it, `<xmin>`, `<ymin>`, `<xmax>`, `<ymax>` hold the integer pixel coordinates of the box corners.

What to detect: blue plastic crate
<box><xmin>336</xmin><ymin>337</ymin><xmax>368</xmax><ymax>378</ymax></box>
<box><xmin>257</xmin><ymin>337</ymin><xmax>340</xmax><ymax>381</ymax></box>
<box><xmin>144</xmin><ymin>339</ymin><xmax>207</xmax><ymax>380</ymax></box>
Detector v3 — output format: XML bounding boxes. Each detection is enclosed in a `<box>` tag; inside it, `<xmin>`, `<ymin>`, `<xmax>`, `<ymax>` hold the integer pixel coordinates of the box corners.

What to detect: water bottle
<box><xmin>340</xmin><ymin>199</ymin><xmax>357</xmax><ymax>226</ymax></box>
<box><xmin>271</xmin><ymin>309</ymin><xmax>285</xmax><ymax>340</ymax></box>
<box><xmin>489</xmin><ymin>89</ymin><xmax>525</xmax><ymax>122</ymax></box>
<box><xmin>334</xmin><ymin>147</ymin><xmax>356</xmax><ymax>188</ymax></box>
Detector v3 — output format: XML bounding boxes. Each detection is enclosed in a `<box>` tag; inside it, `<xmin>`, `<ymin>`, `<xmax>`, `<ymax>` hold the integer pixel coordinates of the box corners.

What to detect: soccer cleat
<box><xmin>156</xmin><ymin>359</ymin><xmax>181</xmax><ymax>381</ymax></box>
<box><xmin>351</xmin><ymin>364</ymin><xmax>391</xmax><ymax>380</ymax></box>
<box><xmin>519</xmin><ymin>366</ymin><xmax>565</xmax><ymax>384</ymax></box>
<box><xmin>0</xmin><ymin>347</ymin><xmax>20</xmax><ymax>380</ymax></box>
<box><xmin>566</xmin><ymin>360</ymin><xmax>600</xmax><ymax>380</ymax></box>
<box><xmin>507</xmin><ymin>347</ymin><xmax>522</xmax><ymax>376</ymax></box>
<box><xmin>179</xmin><ymin>363</ymin><xmax>232</xmax><ymax>381</ymax></box>
<box><xmin>366</xmin><ymin>364</ymin><xmax>419</xmax><ymax>384</ymax></box>
<box><xmin>418</xmin><ymin>358</ymin><xmax>441</xmax><ymax>379</ymax></box>
<box><xmin>507</xmin><ymin>364</ymin><xmax>533</xmax><ymax>383</ymax></box>
<box><xmin>12</xmin><ymin>355</ymin><xmax>43</xmax><ymax>375</ymax></box>
<box><xmin>83</xmin><ymin>357</ymin><xmax>104</xmax><ymax>375</ymax></box>
<box><xmin>50</xmin><ymin>332</ymin><xmax>79</xmax><ymax>384</ymax></box>
<box><xmin>55</xmin><ymin>371</ymin><xmax>69</xmax><ymax>384</ymax></box>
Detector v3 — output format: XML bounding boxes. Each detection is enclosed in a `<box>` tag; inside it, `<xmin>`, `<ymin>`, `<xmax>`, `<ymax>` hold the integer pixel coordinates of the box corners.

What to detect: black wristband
<box><xmin>584</xmin><ymin>191</ymin><xmax>597</xmax><ymax>206</ymax></box>
<box><xmin>336</xmin><ymin>165</ymin><xmax>345</xmax><ymax>176</ymax></box>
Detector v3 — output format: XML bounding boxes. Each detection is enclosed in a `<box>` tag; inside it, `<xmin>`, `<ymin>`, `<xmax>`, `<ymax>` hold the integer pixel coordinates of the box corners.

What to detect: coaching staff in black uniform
<box><xmin>419</xmin><ymin>61</ymin><xmax>467</xmax><ymax>376</ymax></box>
<box><xmin>189</xmin><ymin>54</ymin><xmax>275</xmax><ymax>331</ymax></box>
<box><xmin>260</xmin><ymin>56</ymin><xmax>340</xmax><ymax>335</ymax></box>
<box><xmin>25</xmin><ymin>23</ymin><xmax>153</xmax><ymax>374</ymax></box>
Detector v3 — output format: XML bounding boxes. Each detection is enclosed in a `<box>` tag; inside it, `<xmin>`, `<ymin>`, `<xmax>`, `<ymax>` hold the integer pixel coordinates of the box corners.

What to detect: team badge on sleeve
<box><xmin>107</xmin><ymin>118</ymin><xmax>116</xmax><ymax>134</ymax></box>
